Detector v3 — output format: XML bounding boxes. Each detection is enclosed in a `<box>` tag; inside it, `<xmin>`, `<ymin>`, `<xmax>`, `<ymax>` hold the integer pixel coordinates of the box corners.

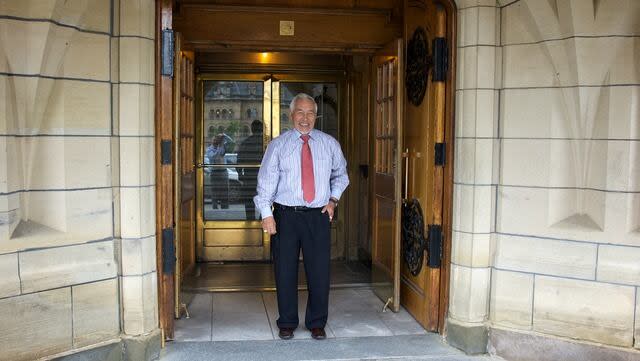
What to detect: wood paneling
<box><xmin>399</xmin><ymin>0</ymin><xmax>451</xmax><ymax>332</ymax></box>
<box><xmin>157</xmin><ymin>0</ymin><xmax>175</xmax><ymax>340</ymax></box>
<box><xmin>370</xmin><ymin>39</ymin><xmax>403</xmax><ymax>313</ymax></box>
<box><xmin>174</xmin><ymin>34</ymin><xmax>196</xmax><ymax>319</ymax></box>
<box><xmin>439</xmin><ymin>0</ymin><xmax>457</xmax><ymax>335</ymax></box>
<box><xmin>178</xmin><ymin>0</ymin><xmax>400</xmax><ymax>12</ymax></box>
<box><xmin>347</xmin><ymin>56</ymin><xmax>373</xmax><ymax>262</ymax></box>
<box><xmin>174</xmin><ymin>3</ymin><xmax>402</xmax><ymax>53</ymax></box>
<box><xmin>428</xmin><ymin>3</ymin><xmax>447</xmax><ymax>333</ymax></box>
<box><xmin>204</xmin><ymin>228</ymin><xmax>263</xmax><ymax>247</ymax></box>
<box><xmin>196</xmin><ymin>52</ymin><xmax>346</xmax><ymax>72</ymax></box>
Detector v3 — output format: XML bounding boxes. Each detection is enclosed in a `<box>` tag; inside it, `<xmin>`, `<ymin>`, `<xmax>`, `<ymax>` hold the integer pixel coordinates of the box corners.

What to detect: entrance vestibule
<box><xmin>158</xmin><ymin>0</ymin><xmax>456</xmax><ymax>342</ymax></box>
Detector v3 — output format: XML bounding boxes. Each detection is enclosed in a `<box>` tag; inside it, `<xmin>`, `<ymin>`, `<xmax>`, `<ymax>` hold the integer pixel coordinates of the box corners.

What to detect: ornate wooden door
<box><xmin>400</xmin><ymin>0</ymin><xmax>447</xmax><ymax>330</ymax></box>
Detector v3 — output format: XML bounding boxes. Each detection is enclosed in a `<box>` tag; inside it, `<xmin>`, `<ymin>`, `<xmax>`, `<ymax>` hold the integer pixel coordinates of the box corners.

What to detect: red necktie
<box><xmin>301</xmin><ymin>134</ymin><xmax>315</xmax><ymax>203</ymax></box>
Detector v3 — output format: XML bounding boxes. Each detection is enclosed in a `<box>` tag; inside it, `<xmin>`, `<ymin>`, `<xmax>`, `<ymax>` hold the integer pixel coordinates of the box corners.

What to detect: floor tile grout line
<box><xmin>210</xmin><ymin>293</ymin><xmax>214</xmax><ymax>342</ymax></box>
<box><xmin>171</xmin><ymin>333</ymin><xmax>458</xmax><ymax>343</ymax></box>
<box><xmin>261</xmin><ymin>292</ymin><xmax>276</xmax><ymax>340</ymax></box>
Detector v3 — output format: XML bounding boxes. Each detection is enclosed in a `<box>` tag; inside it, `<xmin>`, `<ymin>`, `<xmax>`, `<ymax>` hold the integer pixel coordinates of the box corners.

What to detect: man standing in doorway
<box><xmin>254</xmin><ymin>93</ymin><xmax>349</xmax><ymax>340</ymax></box>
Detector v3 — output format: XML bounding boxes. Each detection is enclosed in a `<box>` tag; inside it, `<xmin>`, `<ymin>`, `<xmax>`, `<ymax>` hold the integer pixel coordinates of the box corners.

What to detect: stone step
<box><xmin>159</xmin><ymin>334</ymin><xmax>501</xmax><ymax>361</ymax></box>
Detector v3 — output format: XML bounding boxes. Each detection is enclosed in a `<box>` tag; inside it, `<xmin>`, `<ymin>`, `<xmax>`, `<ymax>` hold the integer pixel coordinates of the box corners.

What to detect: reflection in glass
<box><xmin>280</xmin><ymin>82</ymin><xmax>338</xmax><ymax>138</ymax></box>
<box><xmin>204</xmin><ymin>166</ymin><xmax>260</xmax><ymax>221</ymax></box>
<box><xmin>203</xmin><ymin>80</ymin><xmax>264</xmax><ymax>221</ymax></box>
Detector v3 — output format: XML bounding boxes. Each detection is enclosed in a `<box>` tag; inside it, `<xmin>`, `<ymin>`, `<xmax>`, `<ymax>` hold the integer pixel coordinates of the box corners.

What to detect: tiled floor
<box><xmin>174</xmin><ymin>289</ymin><xmax>427</xmax><ymax>342</ymax></box>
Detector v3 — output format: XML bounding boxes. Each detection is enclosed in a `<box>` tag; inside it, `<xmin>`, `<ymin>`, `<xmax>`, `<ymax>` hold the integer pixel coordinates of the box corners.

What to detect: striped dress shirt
<box><xmin>254</xmin><ymin>128</ymin><xmax>349</xmax><ymax>219</ymax></box>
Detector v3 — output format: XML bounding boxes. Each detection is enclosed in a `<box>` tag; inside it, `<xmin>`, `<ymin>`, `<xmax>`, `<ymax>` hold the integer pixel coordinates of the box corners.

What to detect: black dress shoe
<box><xmin>310</xmin><ymin>327</ymin><xmax>326</xmax><ymax>340</ymax></box>
<box><xmin>278</xmin><ymin>327</ymin><xmax>295</xmax><ymax>340</ymax></box>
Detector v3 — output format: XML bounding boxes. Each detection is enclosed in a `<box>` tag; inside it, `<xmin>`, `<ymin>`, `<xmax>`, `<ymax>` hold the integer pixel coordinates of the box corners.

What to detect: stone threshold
<box><xmin>159</xmin><ymin>334</ymin><xmax>500</xmax><ymax>361</ymax></box>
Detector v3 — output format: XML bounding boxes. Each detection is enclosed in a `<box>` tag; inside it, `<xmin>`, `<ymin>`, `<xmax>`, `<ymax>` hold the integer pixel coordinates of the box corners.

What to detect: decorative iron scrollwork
<box><xmin>405</xmin><ymin>27</ymin><xmax>432</xmax><ymax>106</ymax></box>
<box><xmin>402</xmin><ymin>198</ymin><xmax>427</xmax><ymax>276</ymax></box>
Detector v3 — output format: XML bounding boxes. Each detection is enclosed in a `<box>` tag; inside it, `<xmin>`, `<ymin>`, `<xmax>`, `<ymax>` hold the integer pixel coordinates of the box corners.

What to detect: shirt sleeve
<box><xmin>329</xmin><ymin>138</ymin><xmax>349</xmax><ymax>200</ymax></box>
<box><xmin>254</xmin><ymin>140</ymin><xmax>279</xmax><ymax>219</ymax></box>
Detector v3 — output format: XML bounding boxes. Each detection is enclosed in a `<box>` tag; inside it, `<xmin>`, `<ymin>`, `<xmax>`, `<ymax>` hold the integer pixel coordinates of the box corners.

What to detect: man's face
<box><xmin>291</xmin><ymin>98</ymin><xmax>317</xmax><ymax>134</ymax></box>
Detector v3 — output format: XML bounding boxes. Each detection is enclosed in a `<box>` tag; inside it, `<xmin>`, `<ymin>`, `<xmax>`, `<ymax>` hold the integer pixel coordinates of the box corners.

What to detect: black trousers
<box><xmin>272</xmin><ymin>205</ymin><xmax>331</xmax><ymax>329</ymax></box>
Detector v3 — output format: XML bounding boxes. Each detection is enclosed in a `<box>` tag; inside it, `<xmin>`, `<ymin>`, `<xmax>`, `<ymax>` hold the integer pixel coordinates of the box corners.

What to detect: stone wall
<box><xmin>450</xmin><ymin>0</ymin><xmax>640</xmax><ymax>354</ymax></box>
<box><xmin>0</xmin><ymin>1</ymin><xmax>156</xmax><ymax>360</ymax></box>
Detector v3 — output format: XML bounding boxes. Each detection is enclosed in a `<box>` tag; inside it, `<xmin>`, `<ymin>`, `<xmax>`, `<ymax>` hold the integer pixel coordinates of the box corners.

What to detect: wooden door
<box><xmin>400</xmin><ymin>1</ymin><xmax>447</xmax><ymax>331</ymax></box>
<box><xmin>370</xmin><ymin>39</ymin><xmax>404</xmax><ymax>312</ymax></box>
<box><xmin>173</xmin><ymin>33</ymin><xmax>196</xmax><ymax>318</ymax></box>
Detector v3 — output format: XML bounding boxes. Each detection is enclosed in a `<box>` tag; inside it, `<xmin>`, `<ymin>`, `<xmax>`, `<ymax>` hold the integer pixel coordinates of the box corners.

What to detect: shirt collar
<box><xmin>293</xmin><ymin>128</ymin><xmax>316</xmax><ymax>140</ymax></box>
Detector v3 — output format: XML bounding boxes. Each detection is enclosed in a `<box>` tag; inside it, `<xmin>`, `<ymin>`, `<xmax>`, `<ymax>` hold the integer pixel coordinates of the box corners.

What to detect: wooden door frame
<box><xmin>155</xmin><ymin>0</ymin><xmax>457</xmax><ymax>339</ymax></box>
<box><xmin>156</xmin><ymin>0</ymin><xmax>175</xmax><ymax>341</ymax></box>
<box><xmin>438</xmin><ymin>0</ymin><xmax>457</xmax><ymax>335</ymax></box>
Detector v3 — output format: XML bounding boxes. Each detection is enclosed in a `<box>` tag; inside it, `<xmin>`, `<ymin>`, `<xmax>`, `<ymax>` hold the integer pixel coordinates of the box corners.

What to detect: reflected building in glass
<box><xmin>202</xmin><ymin>81</ymin><xmax>264</xmax><ymax>221</ymax></box>
<box><xmin>279</xmin><ymin>83</ymin><xmax>338</xmax><ymax>138</ymax></box>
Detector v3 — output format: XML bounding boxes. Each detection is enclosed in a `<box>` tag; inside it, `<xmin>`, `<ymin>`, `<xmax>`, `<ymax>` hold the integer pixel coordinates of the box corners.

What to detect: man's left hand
<box><xmin>321</xmin><ymin>202</ymin><xmax>336</xmax><ymax>222</ymax></box>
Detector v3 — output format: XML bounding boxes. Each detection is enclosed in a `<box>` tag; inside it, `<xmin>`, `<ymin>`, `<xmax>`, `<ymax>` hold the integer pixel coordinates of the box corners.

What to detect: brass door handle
<box><xmin>196</xmin><ymin>163</ymin><xmax>204</xmax><ymax>168</ymax></box>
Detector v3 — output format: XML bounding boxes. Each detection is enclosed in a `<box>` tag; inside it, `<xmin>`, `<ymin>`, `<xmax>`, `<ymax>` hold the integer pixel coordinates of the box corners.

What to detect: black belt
<box><xmin>274</xmin><ymin>203</ymin><xmax>322</xmax><ymax>212</ymax></box>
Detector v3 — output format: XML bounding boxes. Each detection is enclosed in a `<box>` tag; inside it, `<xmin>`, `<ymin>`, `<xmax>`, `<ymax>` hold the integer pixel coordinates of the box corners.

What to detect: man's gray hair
<box><xmin>289</xmin><ymin>93</ymin><xmax>318</xmax><ymax>114</ymax></box>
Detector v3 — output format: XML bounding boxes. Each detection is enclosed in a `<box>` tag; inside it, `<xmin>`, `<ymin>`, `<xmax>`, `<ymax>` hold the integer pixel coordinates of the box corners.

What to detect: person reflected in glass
<box><xmin>217</xmin><ymin>125</ymin><xmax>236</xmax><ymax>153</ymax></box>
<box><xmin>237</xmin><ymin>120</ymin><xmax>263</xmax><ymax>220</ymax></box>
<box><xmin>205</xmin><ymin>134</ymin><xmax>229</xmax><ymax>209</ymax></box>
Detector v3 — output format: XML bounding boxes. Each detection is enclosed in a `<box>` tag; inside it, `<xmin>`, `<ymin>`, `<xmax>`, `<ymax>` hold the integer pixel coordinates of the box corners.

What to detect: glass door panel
<box><xmin>202</xmin><ymin>80</ymin><xmax>264</xmax><ymax>221</ymax></box>
<box><xmin>196</xmin><ymin>74</ymin><xmax>343</xmax><ymax>263</ymax></box>
<box><xmin>278</xmin><ymin>82</ymin><xmax>339</xmax><ymax>138</ymax></box>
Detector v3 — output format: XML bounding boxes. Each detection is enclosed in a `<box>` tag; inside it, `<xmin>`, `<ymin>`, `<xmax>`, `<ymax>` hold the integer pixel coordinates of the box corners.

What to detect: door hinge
<box><xmin>427</xmin><ymin>224</ymin><xmax>443</xmax><ymax>268</ymax></box>
<box><xmin>162</xmin><ymin>227</ymin><xmax>176</xmax><ymax>274</ymax></box>
<box><xmin>432</xmin><ymin>37</ymin><xmax>448</xmax><ymax>82</ymax></box>
<box><xmin>435</xmin><ymin>142</ymin><xmax>446</xmax><ymax>166</ymax></box>
<box><xmin>161</xmin><ymin>140</ymin><xmax>172</xmax><ymax>165</ymax></box>
<box><xmin>161</xmin><ymin>29</ymin><xmax>174</xmax><ymax>77</ymax></box>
